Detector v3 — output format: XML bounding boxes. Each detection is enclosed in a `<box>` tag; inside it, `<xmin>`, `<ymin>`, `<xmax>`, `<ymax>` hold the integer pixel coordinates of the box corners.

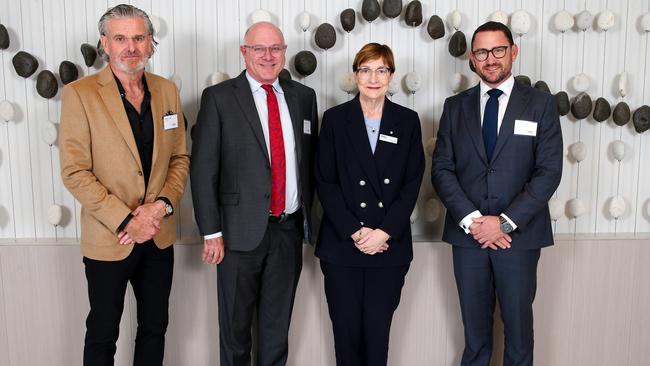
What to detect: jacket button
<box><xmin>360</xmin><ymin>221</ymin><xmax>364</xmax><ymax>226</ymax></box>
<box><xmin>383</xmin><ymin>178</ymin><xmax>390</xmax><ymax>184</ymax></box>
<box><xmin>360</xmin><ymin>202</ymin><xmax>367</xmax><ymax>208</ymax></box>
<box><xmin>359</xmin><ymin>180</ymin><xmax>366</xmax><ymax>186</ymax></box>
<box><xmin>137</xmin><ymin>171</ymin><xmax>143</xmax><ymax>176</ymax></box>
<box><xmin>378</xmin><ymin>202</ymin><xmax>384</xmax><ymax>208</ymax></box>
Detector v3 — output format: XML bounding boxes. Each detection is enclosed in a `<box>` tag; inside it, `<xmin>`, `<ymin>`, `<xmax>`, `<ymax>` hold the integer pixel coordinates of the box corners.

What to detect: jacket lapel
<box><xmin>373</xmin><ymin>98</ymin><xmax>398</xmax><ymax>178</ymax></box>
<box><xmin>97</xmin><ymin>67</ymin><xmax>143</xmax><ymax>170</ymax></box>
<box><xmin>461</xmin><ymin>85</ymin><xmax>488</xmax><ymax>165</ymax></box>
<box><xmin>233</xmin><ymin>71</ymin><xmax>270</xmax><ymax>162</ymax></box>
<box><xmin>280</xmin><ymin>78</ymin><xmax>302</xmax><ymax>166</ymax></box>
<box><xmin>145</xmin><ymin>72</ymin><xmax>164</xmax><ymax>185</ymax></box>
<box><xmin>346</xmin><ymin>97</ymin><xmax>382</xmax><ymax>197</ymax></box>
<box><xmin>491</xmin><ymin>81</ymin><xmax>530</xmax><ymax>163</ymax></box>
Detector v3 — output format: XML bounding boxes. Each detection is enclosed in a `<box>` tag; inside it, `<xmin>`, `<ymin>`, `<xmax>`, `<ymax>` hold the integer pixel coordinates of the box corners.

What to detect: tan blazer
<box><xmin>59</xmin><ymin>66</ymin><xmax>190</xmax><ymax>261</ymax></box>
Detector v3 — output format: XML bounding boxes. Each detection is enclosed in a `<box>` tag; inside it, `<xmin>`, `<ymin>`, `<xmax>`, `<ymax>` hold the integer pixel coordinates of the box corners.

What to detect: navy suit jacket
<box><xmin>431</xmin><ymin>81</ymin><xmax>563</xmax><ymax>250</ymax></box>
<box><xmin>315</xmin><ymin>96</ymin><xmax>425</xmax><ymax>267</ymax></box>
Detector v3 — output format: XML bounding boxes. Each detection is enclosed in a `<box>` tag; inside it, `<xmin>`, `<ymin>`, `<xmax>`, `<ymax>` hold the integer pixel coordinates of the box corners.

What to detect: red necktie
<box><xmin>261</xmin><ymin>84</ymin><xmax>286</xmax><ymax>216</ymax></box>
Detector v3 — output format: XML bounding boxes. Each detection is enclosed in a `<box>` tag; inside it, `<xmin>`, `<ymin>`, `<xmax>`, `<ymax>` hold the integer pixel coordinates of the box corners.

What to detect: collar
<box><xmin>112</xmin><ymin>71</ymin><xmax>149</xmax><ymax>97</ymax></box>
<box><xmin>245</xmin><ymin>71</ymin><xmax>284</xmax><ymax>94</ymax></box>
<box><xmin>479</xmin><ymin>74</ymin><xmax>514</xmax><ymax>98</ymax></box>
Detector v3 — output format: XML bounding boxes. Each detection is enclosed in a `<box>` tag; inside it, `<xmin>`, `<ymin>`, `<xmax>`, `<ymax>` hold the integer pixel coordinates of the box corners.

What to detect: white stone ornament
<box><xmin>548</xmin><ymin>197</ymin><xmax>565</xmax><ymax>221</ymax></box>
<box><xmin>388</xmin><ymin>79</ymin><xmax>399</xmax><ymax>96</ymax></box>
<box><xmin>489</xmin><ymin>10</ymin><xmax>509</xmax><ymax>26</ymax></box>
<box><xmin>425</xmin><ymin>137</ymin><xmax>437</xmax><ymax>157</ymax></box>
<box><xmin>569</xmin><ymin>141</ymin><xmax>587</xmax><ymax>162</ymax></box>
<box><xmin>0</xmin><ymin>100</ymin><xmax>15</xmax><ymax>121</ymax></box>
<box><xmin>299</xmin><ymin>11</ymin><xmax>311</xmax><ymax>32</ymax></box>
<box><xmin>339</xmin><ymin>72</ymin><xmax>357</xmax><ymax>94</ymax></box>
<box><xmin>642</xmin><ymin>12</ymin><xmax>650</xmax><ymax>32</ymax></box>
<box><xmin>572</xmin><ymin>73</ymin><xmax>591</xmax><ymax>93</ymax></box>
<box><xmin>251</xmin><ymin>9</ymin><xmax>272</xmax><ymax>24</ymax></box>
<box><xmin>618</xmin><ymin>72</ymin><xmax>628</xmax><ymax>98</ymax></box>
<box><xmin>170</xmin><ymin>74</ymin><xmax>182</xmax><ymax>91</ymax></box>
<box><xmin>448</xmin><ymin>10</ymin><xmax>462</xmax><ymax>31</ymax></box>
<box><xmin>410</xmin><ymin>203</ymin><xmax>419</xmax><ymax>224</ymax></box>
<box><xmin>611</xmin><ymin>140</ymin><xmax>626</xmax><ymax>161</ymax></box>
<box><xmin>609</xmin><ymin>195</ymin><xmax>626</xmax><ymax>219</ymax></box>
<box><xmin>423</xmin><ymin>198</ymin><xmax>442</xmax><ymax>222</ymax></box>
<box><xmin>597</xmin><ymin>10</ymin><xmax>615</xmax><ymax>31</ymax></box>
<box><xmin>404</xmin><ymin>72</ymin><xmax>422</xmax><ymax>93</ymax></box>
<box><xmin>449</xmin><ymin>72</ymin><xmax>466</xmax><ymax>93</ymax></box>
<box><xmin>47</xmin><ymin>204</ymin><xmax>63</xmax><ymax>226</ymax></box>
<box><xmin>41</xmin><ymin>121</ymin><xmax>58</xmax><ymax>145</ymax></box>
<box><xmin>575</xmin><ymin>10</ymin><xmax>593</xmax><ymax>31</ymax></box>
<box><xmin>554</xmin><ymin>10</ymin><xmax>575</xmax><ymax>32</ymax></box>
<box><xmin>510</xmin><ymin>10</ymin><xmax>531</xmax><ymax>36</ymax></box>
<box><xmin>567</xmin><ymin>198</ymin><xmax>586</xmax><ymax>218</ymax></box>
<box><xmin>210</xmin><ymin>71</ymin><xmax>230</xmax><ymax>86</ymax></box>
<box><xmin>149</xmin><ymin>15</ymin><xmax>161</xmax><ymax>36</ymax></box>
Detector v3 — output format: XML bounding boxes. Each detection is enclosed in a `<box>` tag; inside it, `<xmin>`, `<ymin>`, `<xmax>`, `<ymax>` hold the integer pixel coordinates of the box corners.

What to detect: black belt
<box><xmin>269</xmin><ymin>211</ymin><xmax>298</xmax><ymax>223</ymax></box>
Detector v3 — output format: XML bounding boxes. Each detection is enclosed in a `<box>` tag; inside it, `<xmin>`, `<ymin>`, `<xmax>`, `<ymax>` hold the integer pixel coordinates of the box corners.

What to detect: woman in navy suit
<box><xmin>315</xmin><ymin>43</ymin><xmax>425</xmax><ymax>366</ymax></box>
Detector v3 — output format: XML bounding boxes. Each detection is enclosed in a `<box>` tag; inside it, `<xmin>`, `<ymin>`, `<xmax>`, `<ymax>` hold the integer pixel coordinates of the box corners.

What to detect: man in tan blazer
<box><xmin>59</xmin><ymin>4</ymin><xmax>188</xmax><ymax>366</ymax></box>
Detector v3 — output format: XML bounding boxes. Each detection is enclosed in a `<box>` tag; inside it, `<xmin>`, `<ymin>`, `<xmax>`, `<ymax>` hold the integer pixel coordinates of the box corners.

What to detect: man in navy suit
<box><xmin>431</xmin><ymin>21</ymin><xmax>563</xmax><ymax>366</ymax></box>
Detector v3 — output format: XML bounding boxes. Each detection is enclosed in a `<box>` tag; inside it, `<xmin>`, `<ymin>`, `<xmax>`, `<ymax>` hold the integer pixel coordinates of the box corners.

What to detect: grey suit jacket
<box><xmin>191</xmin><ymin>71</ymin><xmax>318</xmax><ymax>251</ymax></box>
<box><xmin>431</xmin><ymin>81</ymin><xmax>563</xmax><ymax>250</ymax></box>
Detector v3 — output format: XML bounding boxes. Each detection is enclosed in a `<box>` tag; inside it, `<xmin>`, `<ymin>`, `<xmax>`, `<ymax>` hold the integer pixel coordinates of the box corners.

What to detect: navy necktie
<box><xmin>483</xmin><ymin>88</ymin><xmax>503</xmax><ymax>161</ymax></box>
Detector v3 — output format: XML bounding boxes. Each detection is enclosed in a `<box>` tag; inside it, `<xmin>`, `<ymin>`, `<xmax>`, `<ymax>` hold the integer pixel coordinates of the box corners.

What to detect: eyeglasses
<box><xmin>356</xmin><ymin>67</ymin><xmax>392</xmax><ymax>79</ymax></box>
<box><xmin>243</xmin><ymin>44</ymin><xmax>287</xmax><ymax>57</ymax></box>
<box><xmin>472</xmin><ymin>45</ymin><xmax>509</xmax><ymax>61</ymax></box>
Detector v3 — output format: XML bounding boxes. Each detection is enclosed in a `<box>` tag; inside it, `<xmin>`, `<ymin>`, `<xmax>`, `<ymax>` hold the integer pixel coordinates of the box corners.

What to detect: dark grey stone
<box><xmin>0</xmin><ymin>24</ymin><xmax>9</xmax><ymax>50</ymax></box>
<box><xmin>382</xmin><ymin>0</ymin><xmax>402</xmax><ymax>18</ymax></box>
<box><xmin>315</xmin><ymin>23</ymin><xmax>336</xmax><ymax>50</ymax></box>
<box><xmin>59</xmin><ymin>61</ymin><xmax>79</xmax><ymax>85</ymax></box>
<box><xmin>592</xmin><ymin>97</ymin><xmax>611</xmax><ymax>122</ymax></box>
<box><xmin>340</xmin><ymin>8</ymin><xmax>356</xmax><ymax>32</ymax></box>
<box><xmin>613</xmin><ymin>102</ymin><xmax>631</xmax><ymax>126</ymax></box>
<box><xmin>427</xmin><ymin>15</ymin><xmax>445</xmax><ymax>40</ymax></box>
<box><xmin>571</xmin><ymin>92</ymin><xmax>593</xmax><ymax>120</ymax></box>
<box><xmin>534</xmin><ymin>80</ymin><xmax>551</xmax><ymax>94</ymax></box>
<box><xmin>80</xmin><ymin>43</ymin><xmax>97</xmax><ymax>67</ymax></box>
<box><xmin>632</xmin><ymin>105</ymin><xmax>650</xmax><ymax>133</ymax></box>
<box><xmin>404</xmin><ymin>0</ymin><xmax>423</xmax><ymax>27</ymax></box>
<box><xmin>514</xmin><ymin>75</ymin><xmax>531</xmax><ymax>86</ymax></box>
<box><xmin>279</xmin><ymin>68</ymin><xmax>292</xmax><ymax>81</ymax></box>
<box><xmin>294</xmin><ymin>50</ymin><xmax>317</xmax><ymax>76</ymax></box>
<box><xmin>362</xmin><ymin>0</ymin><xmax>380</xmax><ymax>22</ymax></box>
<box><xmin>12</xmin><ymin>51</ymin><xmax>39</xmax><ymax>78</ymax></box>
<box><xmin>448</xmin><ymin>31</ymin><xmax>466</xmax><ymax>57</ymax></box>
<box><xmin>555</xmin><ymin>91</ymin><xmax>570</xmax><ymax>116</ymax></box>
<box><xmin>36</xmin><ymin>70</ymin><xmax>58</xmax><ymax>99</ymax></box>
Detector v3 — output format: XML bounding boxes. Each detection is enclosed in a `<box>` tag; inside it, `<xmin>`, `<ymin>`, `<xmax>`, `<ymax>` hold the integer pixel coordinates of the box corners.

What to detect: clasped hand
<box><xmin>117</xmin><ymin>201</ymin><xmax>166</xmax><ymax>245</ymax></box>
<box><xmin>469</xmin><ymin>215</ymin><xmax>511</xmax><ymax>250</ymax></box>
<box><xmin>351</xmin><ymin>227</ymin><xmax>390</xmax><ymax>255</ymax></box>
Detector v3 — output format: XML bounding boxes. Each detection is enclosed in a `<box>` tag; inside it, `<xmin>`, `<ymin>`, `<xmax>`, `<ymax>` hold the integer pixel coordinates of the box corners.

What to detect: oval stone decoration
<box><xmin>315</xmin><ymin>23</ymin><xmax>336</xmax><ymax>50</ymax></box>
<box><xmin>36</xmin><ymin>70</ymin><xmax>58</xmax><ymax>99</ymax></box>
<box><xmin>81</xmin><ymin>43</ymin><xmax>97</xmax><ymax>67</ymax></box>
<box><xmin>632</xmin><ymin>105</ymin><xmax>650</xmax><ymax>133</ymax></box>
<box><xmin>382</xmin><ymin>0</ymin><xmax>402</xmax><ymax>19</ymax></box>
<box><xmin>404</xmin><ymin>1</ymin><xmax>423</xmax><ymax>27</ymax></box>
<box><xmin>361</xmin><ymin>0</ymin><xmax>380</xmax><ymax>23</ymax></box>
<box><xmin>340</xmin><ymin>8</ymin><xmax>356</xmax><ymax>33</ymax></box>
<box><xmin>612</xmin><ymin>101</ymin><xmax>631</xmax><ymax>126</ymax></box>
<box><xmin>294</xmin><ymin>50</ymin><xmax>317</xmax><ymax>76</ymax></box>
<box><xmin>427</xmin><ymin>15</ymin><xmax>445</xmax><ymax>40</ymax></box>
<box><xmin>592</xmin><ymin>97</ymin><xmax>611</xmax><ymax>122</ymax></box>
<box><xmin>555</xmin><ymin>91</ymin><xmax>570</xmax><ymax>116</ymax></box>
<box><xmin>12</xmin><ymin>51</ymin><xmax>39</xmax><ymax>78</ymax></box>
<box><xmin>571</xmin><ymin>92</ymin><xmax>593</xmax><ymax>120</ymax></box>
<box><xmin>448</xmin><ymin>31</ymin><xmax>467</xmax><ymax>57</ymax></box>
<box><xmin>0</xmin><ymin>24</ymin><xmax>9</xmax><ymax>50</ymax></box>
<box><xmin>59</xmin><ymin>61</ymin><xmax>79</xmax><ymax>85</ymax></box>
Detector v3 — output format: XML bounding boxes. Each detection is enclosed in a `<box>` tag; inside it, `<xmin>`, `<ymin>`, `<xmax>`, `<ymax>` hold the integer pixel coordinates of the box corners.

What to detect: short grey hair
<box><xmin>97</xmin><ymin>4</ymin><xmax>158</xmax><ymax>61</ymax></box>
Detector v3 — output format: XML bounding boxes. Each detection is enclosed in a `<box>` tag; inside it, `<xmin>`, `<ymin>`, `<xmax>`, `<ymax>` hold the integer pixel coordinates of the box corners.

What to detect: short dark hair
<box><xmin>352</xmin><ymin>43</ymin><xmax>396</xmax><ymax>73</ymax></box>
<box><xmin>470</xmin><ymin>21</ymin><xmax>514</xmax><ymax>50</ymax></box>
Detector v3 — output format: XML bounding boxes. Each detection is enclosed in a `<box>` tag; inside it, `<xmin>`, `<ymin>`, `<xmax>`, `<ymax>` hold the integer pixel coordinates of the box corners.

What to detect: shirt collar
<box><xmin>112</xmin><ymin>72</ymin><xmax>149</xmax><ymax>97</ymax></box>
<box><xmin>245</xmin><ymin>71</ymin><xmax>284</xmax><ymax>94</ymax></box>
<box><xmin>479</xmin><ymin>74</ymin><xmax>514</xmax><ymax>98</ymax></box>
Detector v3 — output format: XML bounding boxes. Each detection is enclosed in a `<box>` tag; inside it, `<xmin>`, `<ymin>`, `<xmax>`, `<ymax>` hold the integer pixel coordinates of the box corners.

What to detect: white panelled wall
<box><xmin>1</xmin><ymin>0</ymin><xmax>650</xmax><ymax>365</ymax></box>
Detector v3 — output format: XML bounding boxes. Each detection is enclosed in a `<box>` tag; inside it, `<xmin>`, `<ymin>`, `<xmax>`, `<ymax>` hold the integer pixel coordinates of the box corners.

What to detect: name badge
<box><xmin>163</xmin><ymin>113</ymin><xmax>178</xmax><ymax>130</ymax></box>
<box><xmin>514</xmin><ymin>119</ymin><xmax>537</xmax><ymax>136</ymax></box>
<box><xmin>303</xmin><ymin>119</ymin><xmax>311</xmax><ymax>135</ymax></box>
<box><xmin>379</xmin><ymin>134</ymin><xmax>398</xmax><ymax>144</ymax></box>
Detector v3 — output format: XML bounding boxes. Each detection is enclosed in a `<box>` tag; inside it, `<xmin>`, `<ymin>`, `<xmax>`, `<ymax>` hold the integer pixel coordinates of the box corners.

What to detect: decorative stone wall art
<box><xmin>555</xmin><ymin>91</ymin><xmax>570</xmax><ymax>116</ymax></box>
<box><xmin>149</xmin><ymin>15</ymin><xmax>161</xmax><ymax>36</ymax></box>
<box><xmin>362</xmin><ymin>0</ymin><xmax>380</xmax><ymax>23</ymax></box>
<box><xmin>642</xmin><ymin>12</ymin><xmax>650</xmax><ymax>32</ymax></box>
<box><xmin>404</xmin><ymin>1</ymin><xmax>423</xmax><ymax>27</ymax></box>
<box><xmin>618</xmin><ymin>72</ymin><xmax>628</xmax><ymax>98</ymax></box>
<box><xmin>12</xmin><ymin>51</ymin><xmax>39</xmax><ymax>78</ymax></box>
<box><xmin>633</xmin><ymin>105</ymin><xmax>650</xmax><ymax>133</ymax></box>
<box><xmin>572</xmin><ymin>73</ymin><xmax>591</xmax><ymax>93</ymax></box>
<box><xmin>548</xmin><ymin>197</ymin><xmax>564</xmax><ymax>220</ymax></box>
<box><xmin>251</xmin><ymin>9</ymin><xmax>272</xmax><ymax>23</ymax></box>
<box><xmin>387</xmin><ymin>79</ymin><xmax>399</xmax><ymax>96</ymax></box>
<box><xmin>554</xmin><ymin>10</ymin><xmax>574</xmax><ymax>32</ymax></box>
<box><xmin>597</xmin><ymin>10</ymin><xmax>615</xmax><ymax>31</ymax></box>
<box><xmin>36</xmin><ymin>70</ymin><xmax>58</xmax><ymax>99</ymax></box>
<box><xmin>404</xmin><ymin>71</ymin><xmax>422</xmax><ymax>93</ymax></box>
<box><xmin>80</xmin><ymin>43</ymin><xmax>97</xmax><ymax>67</ymax></box>
<box><xmin>339</xmin><ymin>72</ymin><xmax>357</xmax><ymax>94</ymax></box>
<box><xmin>210</xmin><ymin>71</ymin><xmax>230</xmax><ymax>86</ymax></box>
<box><xmin>41</xmin><ymin>121</ymin><xmax>58</xmax><ymax>146</ymax></box>
<box><xmin>59</xmin><ymin>61</ymin><xmax>79</xmax><ymax>85</ymax></box>
<box><xmin>315</xmin><ymin>23</ymin><xmax>336</xmax><ymax>50</ymax></box>
<box><xmin>489</xmin><ymin>10</ymin><xmax>509</xmax><ymax>25</ymax></box>
<box><xmin>382</xmin><ymin>0</ymin><xmax>402</xmax><ymax>19</ymax></box>
<box><xmin>47</xmin><ymin>204</ymin><xmax>62</xmax><ymax>226</ymax></box>
<box><xmin>294</xmin><ymin>50</ymin><xmax>317</xmax><ymax>76</ymax></box>
<box><xmin>0</xmin><ymin>24</ymin><xmax>9</xmax><ymax>49</ymax></box>
<box><xmin>510</xmin><ymin>10</ymin><xmax>531</xmax><ymax>36</ymax></box>
<box><xmin>427</xmin><ymin>15</ymin><xmax>445</xmax><ymax>40</ymax></box>
<box><xmin>610</xmin><ymin>140</ymin><xmax>625</xmax><ymax>161</ymax></box>
<box><xmin>534</xmin><ymin>80</ymin><xmax>550</xmax><ymax>94</ymax></box>
<box><xmin>448</xmin><ymin>31</ymin><xmax>467</xmax><ymax>57</ymax></box>
<box><xmin>514</xmin><ymin>75</ymin><xmax>531</xmax><ymax>86</ymax></box>
<box><xmin>340</xmin><ymin>9</ymin><xmax>355</xmax><ymax>33</ymax></box>
<box><xmin>592</xmin><ymin>97</ymin><xmax>611</xmax><ymax>122</ymax></box>
<box><xmin>299</xmin><ymin>11</ymin><xmax>311</xmax><ymax>32</ymax></box>
<box><xmin>613</xmin><ymin>101</ymin><xmax>631</xmax><ymax>126</ymax></box>
<box><xmin>0</xmin><ymin>100</ymin><xmax>16</xmax><ymax>121</ymax></box>
<box><xmin>571</xmin><ymin>92</ymin><xmax>593</xmax><ymax>120</ymax></box>
<box><xmin>567</xmin><ymin>198</ymin><xmax>586</xmax><ymax>218</ymax></box>
<box><xmin>448</xmin><ymin>10</ymin><xmax>462</xmax><ymax>31</ymax></box>
<box><xmin>608</xmin><ymin>195</ymin><xmax>626</xmax><ymax>219</ymax></box>
<box><xmin>449</xmin><ymin>73</ymin><xmax>466</xmax><ymax>93</ymax></box>
<box><xmin>575</xmin><ymin>10</ymin><xmax>593</xmax><ymax>31</ymax></box>
<box><xmin>279</xmin><ymin>69</ymin><xmax>292</xmax><ymax>81</ymax></box>
<box><xmin>568</xmin><ymin>141</ymin><xmax>587</xmax><ymax>162</ymax></box>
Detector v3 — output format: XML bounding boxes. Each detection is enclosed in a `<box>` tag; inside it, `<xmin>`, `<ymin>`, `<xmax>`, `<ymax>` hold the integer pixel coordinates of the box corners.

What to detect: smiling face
<box><xmin>470</xmin><ymin>30</ymin><xmax>518</xmax><ymax>88</ymax></box>
<box><xmin>100</xmin><ymin>16</ymin><xmax>152</xmax><ymax>75</ymax></box>
<box><xmin>241</xmin><ymin>22</ymin><xmax>286</xmax><ymax>84</ymax></box>
<box><xmin>354</xmin><ymin>58</ymin><xmax>393</xmax><ymax>101</ymax></box>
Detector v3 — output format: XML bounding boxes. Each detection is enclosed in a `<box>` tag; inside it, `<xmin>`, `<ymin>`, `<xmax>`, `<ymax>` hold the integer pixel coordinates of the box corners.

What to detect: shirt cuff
<box><xmin>500</xmin><ymin>213</ymin><xmax>518</xmax><ymax>231</ymax></box>
<box><xmin>117</xmin><ymin>213</ymin><xmax>134</xmax><ymax>233</ymax></box>
<box><xmin>204</xmin><ymin>232</ymin><xmax>223</xmax><ymax>240</ymax></box>
<box><xmin>459</xmin><ymin>210</ymin><xmax>482</xmax><ymax>234</ymax></box>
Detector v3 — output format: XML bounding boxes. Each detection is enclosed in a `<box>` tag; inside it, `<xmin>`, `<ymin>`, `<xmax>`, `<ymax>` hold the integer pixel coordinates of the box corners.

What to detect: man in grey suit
<box><xmin>431</xmin><ymin>22</ymin><xmax>563</xmax><ymax>365</ymax></box>
<box><xmin>190</xmin><ymin>22</ymin><xmax>318</xmax><ymax>366</ymax></box>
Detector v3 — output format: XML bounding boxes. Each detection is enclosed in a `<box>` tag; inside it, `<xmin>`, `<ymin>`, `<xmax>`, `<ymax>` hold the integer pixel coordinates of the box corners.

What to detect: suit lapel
<box><xmin>346</xmin><ymin>97</ymin><xmax>382</xmax><ymax>197</ymax></box>
<box><xmin>146</xmin><ymin>72</ymin><xmax>164</xmax><ymax>185</ymax></box>
<box><xmin>461</xmin><ymin>85</ymin><xmax>488</xmax><ymax>165</ymax></box>
<box><xmin>373</xmin><ymin>98</ymin><xmax>398</xmax><ymax>178</ymax></box>
<box><xmin>491</xmin><ymin>82</ymin><xmax>530</xmax><ymax>162</ymax></box>
<box><xmin>233</xmin><ymin>71</ymin><xmax>270</xmax><ymax>162</ymax></box>
<box><xmin>280</xmin><ymin>79</ymin><xmax>302</xmax><ymax>165</ymax></box>
<box><xmin>97</xmin><ymin>67</ymin><xmax>143</xmax><ymax>170</ymax></box>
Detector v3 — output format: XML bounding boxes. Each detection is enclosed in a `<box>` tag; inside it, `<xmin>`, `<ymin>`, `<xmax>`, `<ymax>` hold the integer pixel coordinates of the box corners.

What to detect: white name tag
<box><xmin>379</xmin><ymin>134</ymin><xmax>398</xmax><ymax>144</ymax></box>
<box><xmin>514</xmin><ymin>119</ymin><xmax>537</xmax><ymax>136</ymax></box>
<box><xmin>303</xmin><ymin>119</ymin><xmax>311</xmax><ymax>135</ymax></box>
<box><xmin>163</xmin><ymin>113</ymin><xmax>178</xmax><ymax>130</ymax></box>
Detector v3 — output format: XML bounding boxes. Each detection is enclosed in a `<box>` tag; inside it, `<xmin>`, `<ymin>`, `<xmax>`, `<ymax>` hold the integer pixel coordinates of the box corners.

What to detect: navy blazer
<box><xmin>315</xmin><ymin>96</ymin><xmax>425</xmax><ymax>267</ymax></box>
<box><xmin>431</xmin><ymin>81</ymin><xmax>563</xmax><ymax>250</ymax></box>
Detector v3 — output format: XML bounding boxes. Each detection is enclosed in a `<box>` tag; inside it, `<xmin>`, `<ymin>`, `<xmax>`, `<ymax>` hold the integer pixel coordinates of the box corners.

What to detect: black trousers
<box><xmin>320</xmin><ymin>261</ymin><xmax>410</xmax><ymax>366</ymax></box>
<box><xmin>83</xmin><ymin>240</ymin><xmax>174</xmax><ymax>366</ymax></box>
<box><xmin>452</xmin><ymin>246</ymin><xmax>541</xmax><ymax>366</ymax></box>
<box><xmin>217</xmin><ymin>215</ymin><xmax>303</xmax><ymax>366</ymax></box>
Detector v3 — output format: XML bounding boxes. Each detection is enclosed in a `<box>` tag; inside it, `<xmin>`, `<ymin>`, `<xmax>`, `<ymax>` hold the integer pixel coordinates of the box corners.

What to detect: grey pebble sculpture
<box><xmin>514</xmin><ymin>75</ymin><xmax>531</xmax><ymax>86</ymax></box>
<box><xmin>448</xmin><ymin>31</ymin><xmax>467</xmax><ymax>57</ymax></box>
<box><xmin>279</xmin><ymin>68</ymin><xmax>292</xmax><ymax>81</ymax></box>
<box><xmin>555</xmin><ymin>91</ymin><xmax>570</xmax><ymax>116</ymax></box>
<box><xmin>571</xmin><ymin>92</ymin><xmax>593</xmax><ymax>120</ymax></box>
<box><xmin>404</xmin><ymin>1</ymin><xmax>423</xmax><ymax>27</ymax></box>
<box><xmin>592</xmin><ymin>97</ymin><xmax>611</xmax><ymax>122</ymax></box>
<box><xmin>59</xmin><ymin>61</ymin><xmax>79</xmax><ymax>85</ymax></box>
<box><xmin>0</xmin><ymin>24</ymin><xmax>9</xmax><ymax>50</ymax></box>
<box><xmin>534</xmin><ymin>80</ymin><xmax>551</xmax><ymax>94</ymax></box>
<box><xmin>36</xmin><ymin>70</ymin><xmax>58</xmax><ymax>99</ymax></box>
<box><xmin>340</xmin><ymin>8</ymin><xmax>356</xmax><ymax>33</ymax></box>
<box><xmin>427</xmin><ymin>15</ymin><xmax>445</xmax><ymax>40</ymax></box>
<box><xmin>362</xmin><ymin>0</ymin><xmax>381</xmax><ymax>22</ymax></box>
<box><xmin>294</xmin><ymin>50</ymin><xmax>317</xmax><ymax>76</ymax></box>
<box><xmin>12</xmin><ymin>51</ymin><xmax>39</xmax><ymax>78</ymax></box>
<box><xmin>632</xmin><ymin>105</ymin><xmax>650</xmax><ymax>133</ymax></box>
<box><xmin>382</xmin><ymin>0</ymin><xmax>402</xmax><ymax>19</ymax></box>
<box><xmin>315</xmin><ymin>23</ymin><xmax>336</xmax><ymax>50</ymax></box>
<box><xmin>81</xmin><ymin>43</ymin><xmax>97</xmax><ymax>67</ymax></box>
<box><xmin>612</xmin><ymin>101</ymin><xmax>631</xmax><ymax>126</ymax></box>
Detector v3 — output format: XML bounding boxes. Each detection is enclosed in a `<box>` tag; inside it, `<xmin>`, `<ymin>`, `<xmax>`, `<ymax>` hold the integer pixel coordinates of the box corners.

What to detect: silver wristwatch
<box><xmin>499</xmin><ymin>215</ymin><xmax>514</xmax><ymax>234</ymax></box>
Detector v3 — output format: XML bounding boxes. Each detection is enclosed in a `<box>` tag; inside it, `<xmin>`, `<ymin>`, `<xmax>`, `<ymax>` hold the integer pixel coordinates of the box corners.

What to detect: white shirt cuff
<box><xmin>204</xmin><ymin>232</ymin><xmax>223</xmax><ymax>240</ymax></box>
<box><xmin>500</xmin><ymin>214</ymin><xmax>517</xmax><ymax>231</ymax></box>
<box><xmin>459</xmin><ymin>210</ymin><xmax>482</xmax><ymax>234</ymax></box>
